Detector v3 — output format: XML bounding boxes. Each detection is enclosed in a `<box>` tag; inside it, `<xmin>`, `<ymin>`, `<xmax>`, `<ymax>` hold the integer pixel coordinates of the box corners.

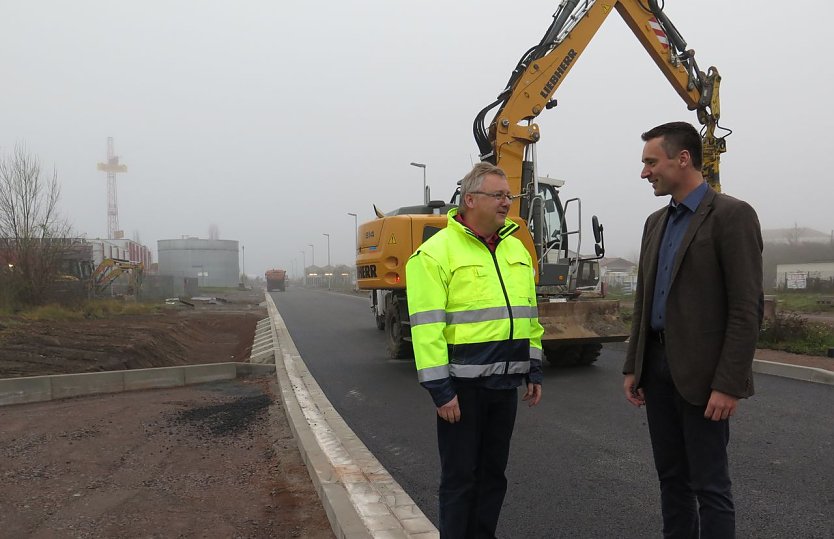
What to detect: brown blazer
<box><xmin>623</xmin><ymin>187</ymin><xmax>763</xmax><ymax>405</ymax></box>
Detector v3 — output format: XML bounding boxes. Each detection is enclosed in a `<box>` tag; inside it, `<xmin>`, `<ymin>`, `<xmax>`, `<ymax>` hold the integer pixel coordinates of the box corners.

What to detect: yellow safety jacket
<box><xmin>405</xmin><ymin>208</ymin><xmax>544</xmax><ymax>407</ymax></box>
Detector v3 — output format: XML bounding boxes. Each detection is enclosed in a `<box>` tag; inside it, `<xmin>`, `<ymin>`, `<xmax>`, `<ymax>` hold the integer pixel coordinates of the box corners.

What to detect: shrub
<box><xmin>759</xmin><ymin>313</ymin><xmax>834</xmax><ymax>356</ymax></box>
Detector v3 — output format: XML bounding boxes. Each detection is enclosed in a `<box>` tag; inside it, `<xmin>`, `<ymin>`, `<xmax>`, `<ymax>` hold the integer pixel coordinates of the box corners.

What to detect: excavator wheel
<box><xmin>543</xmin><ymin>344</ymin><xmax>581</xmax><ymax>367</ymax></box>
<box><xmin>385</xmin><ymin>293</ymin><xmax>413</xmax><ymax>359</ymax></box>
<box><xmin>576</xmin><ymin>343</ymin><xmax>603</xmax><ymax>366</ymax></box>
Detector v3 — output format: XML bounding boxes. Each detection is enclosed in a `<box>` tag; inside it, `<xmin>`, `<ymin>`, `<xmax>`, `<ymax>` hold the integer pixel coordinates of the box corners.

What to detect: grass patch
<box><xmin>16</xmin><ymin>300</ymin><xmax>161</xmax><ymax>321</ymax></box>
<box><xmin>774</xmin><ymin>292</ymin><xmax>834</xmax><ymax>313</ymax></box>
<box><xmin>759</xmin><ymin>313</ymin><xmax>834</xmax><ymax>356</ymax></box>
<box><xmin>21</xmin><ymin>304</ymin><xmax>85</xmax><ymax>321</ymax></box>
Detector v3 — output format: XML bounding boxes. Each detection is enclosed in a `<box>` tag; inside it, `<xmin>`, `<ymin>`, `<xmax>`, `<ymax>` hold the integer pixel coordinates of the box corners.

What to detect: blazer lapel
<box><xmin>668</xmin><ymin>188</ymin><xmax>716</xmax><ymax>289</ymax></box>
<box><xmin>642</xmin><ymin>210</ymin><xmax>668</xmax><ymax>303</ymax></box>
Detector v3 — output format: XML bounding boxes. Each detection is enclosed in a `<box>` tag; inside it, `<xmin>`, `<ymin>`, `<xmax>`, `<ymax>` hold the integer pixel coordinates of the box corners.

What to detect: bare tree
<box><xmin>0</xmin><ymin>145</ymin><xmax>73</xmax><ymax>306</ymax></box>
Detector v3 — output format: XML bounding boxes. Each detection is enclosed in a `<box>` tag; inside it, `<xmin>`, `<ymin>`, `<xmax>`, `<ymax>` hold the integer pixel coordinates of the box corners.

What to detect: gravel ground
<box><xmin>0</xmin><ymin>377</ymin><xmax>334</xmax><ymax>538</ymax></box>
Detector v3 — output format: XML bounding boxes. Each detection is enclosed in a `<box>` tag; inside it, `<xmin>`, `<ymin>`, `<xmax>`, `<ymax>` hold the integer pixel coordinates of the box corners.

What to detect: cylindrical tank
<box><xmin>157</xmin><ymin>238</ymin><xmax>239</xmax><ymax>288</ymax></box>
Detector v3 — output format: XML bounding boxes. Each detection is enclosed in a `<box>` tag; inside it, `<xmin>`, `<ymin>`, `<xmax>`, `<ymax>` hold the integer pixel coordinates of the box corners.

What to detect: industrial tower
<box><xmin>96</xmin><ymin>137</ymin><xmax>127</xmax><ymax>239</ymax></box>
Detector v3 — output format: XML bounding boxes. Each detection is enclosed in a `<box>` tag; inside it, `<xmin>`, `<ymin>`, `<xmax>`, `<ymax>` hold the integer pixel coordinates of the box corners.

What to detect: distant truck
<box><xmin>265</xmin><ymin>269</ymin><xmax>287</xmax><ymax>292</ymax></box>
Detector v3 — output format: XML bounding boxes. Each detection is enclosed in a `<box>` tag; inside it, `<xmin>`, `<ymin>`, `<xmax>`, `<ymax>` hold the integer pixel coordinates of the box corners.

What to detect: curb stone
<box><xmin>265</xmin><ymin>293</ymin><xmax>438</xmax><ymax>539</ymax></box>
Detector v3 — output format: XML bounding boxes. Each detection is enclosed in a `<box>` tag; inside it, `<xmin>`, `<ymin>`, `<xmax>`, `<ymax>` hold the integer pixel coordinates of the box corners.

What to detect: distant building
<box><xmin>763</xmin><ymin>227</ymin><xmax>832</xmax><ymax>245</ymax></box>
<box><xmin>600</xmin><ymin>257</ymin><xmax>637</xmax><ymax>294</ymax></box>
<box><xmin>85</xmin><ymin>238</ymin><xmax>153</xmax><ymax>269</ymax></box>
<box><xmin>158</xmin><ymin>238</ymin><xmax>239</xmax><ymax>288</ymax></box>
<box><xmin>775</xmin><ymin>261</ymin><xmax>834</xmax><ymax>291</ymax></box>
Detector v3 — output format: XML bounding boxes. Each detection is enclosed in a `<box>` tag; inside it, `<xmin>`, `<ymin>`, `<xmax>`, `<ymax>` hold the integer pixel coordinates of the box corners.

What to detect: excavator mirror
<box><xmin>592</xmin><ymin>215</ymin><xmax>602</xmax><ymax>243</ymax></box>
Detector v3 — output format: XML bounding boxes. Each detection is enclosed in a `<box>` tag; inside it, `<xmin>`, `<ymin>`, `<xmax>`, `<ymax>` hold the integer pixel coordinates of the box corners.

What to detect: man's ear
<box><xmin>679</xmin><ymin>150</ymin><xmax>690</xmax><ymax>169</ymax></box>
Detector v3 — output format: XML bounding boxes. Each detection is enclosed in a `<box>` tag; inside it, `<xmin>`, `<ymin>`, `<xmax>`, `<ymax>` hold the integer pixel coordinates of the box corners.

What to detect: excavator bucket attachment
<box><xmin>537</xmin><ymin>299</ymin><xmax>630</xmax><ymax>345</ymax></box>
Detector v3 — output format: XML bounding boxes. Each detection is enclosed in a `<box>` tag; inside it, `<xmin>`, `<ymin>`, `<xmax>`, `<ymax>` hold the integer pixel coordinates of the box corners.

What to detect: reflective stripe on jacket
<box><xmin>405</xmin><ymin>208</ymin><xmax>544</xmax><ymax>406</ymax></box>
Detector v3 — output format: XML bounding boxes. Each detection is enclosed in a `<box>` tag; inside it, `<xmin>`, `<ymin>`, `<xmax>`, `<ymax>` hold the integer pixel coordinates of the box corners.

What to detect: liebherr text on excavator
<box><xmin>356</xmin><ymin>0</ymin><xmax>730</xmax><ymax>366</ymax></box>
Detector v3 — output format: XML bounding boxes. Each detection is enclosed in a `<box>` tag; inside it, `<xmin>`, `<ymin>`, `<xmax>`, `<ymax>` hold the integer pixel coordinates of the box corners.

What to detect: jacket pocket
<box><xmin>448</xmin><ymin>263</ymin><xmax>490</xmax><ymax>305</ymax></box>
<box><xmin>503</xmin><ymin>251</ymin><xmax>534</xmax><ymax>300</ymax></box>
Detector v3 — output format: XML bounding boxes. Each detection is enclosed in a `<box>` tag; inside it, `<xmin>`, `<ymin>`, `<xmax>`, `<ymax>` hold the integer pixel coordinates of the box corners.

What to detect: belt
<box><xmin>648</xmin><ymin>330</ymin><xmax>666</xmax><ymax>345</ymax></box>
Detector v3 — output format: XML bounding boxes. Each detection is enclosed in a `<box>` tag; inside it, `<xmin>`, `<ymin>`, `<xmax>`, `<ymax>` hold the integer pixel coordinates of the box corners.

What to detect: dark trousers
<box><xmin>643</xmin><ymin>340</ymin><xmax>735</xmax><ymax>539</ymax></box>
<box><xmin>437</xmin><ymin>385</ymin><xmax>518</xmax><ymax>539</ymax></box>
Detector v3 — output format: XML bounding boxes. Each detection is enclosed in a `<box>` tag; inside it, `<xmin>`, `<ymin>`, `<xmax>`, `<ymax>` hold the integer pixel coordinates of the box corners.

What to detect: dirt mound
<box><xmin>0</xmin><ymin>309</ymin><xmax>265</xmax><ymax>379</ymax></box>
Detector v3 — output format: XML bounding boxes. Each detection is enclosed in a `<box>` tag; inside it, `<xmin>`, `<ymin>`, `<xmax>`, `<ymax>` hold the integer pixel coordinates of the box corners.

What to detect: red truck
<box><xmin>265</xmin><ymin>269</ymin><xmax>287</xmax><ymax>292</ymax></box>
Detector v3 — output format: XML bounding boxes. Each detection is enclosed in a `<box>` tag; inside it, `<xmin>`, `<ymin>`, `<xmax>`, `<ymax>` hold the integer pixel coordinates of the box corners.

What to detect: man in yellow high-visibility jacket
<box><xmin>406</xmin><ymin>162</ymin><xmax>544</xmax><ymax>538</ymax></box>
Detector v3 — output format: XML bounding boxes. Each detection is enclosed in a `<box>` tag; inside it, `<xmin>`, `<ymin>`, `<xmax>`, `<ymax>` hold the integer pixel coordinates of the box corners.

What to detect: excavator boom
<box><xmin>475</xmin><ymin>0</ymin><xmax>727</xmax><ymax>196</ymax></box>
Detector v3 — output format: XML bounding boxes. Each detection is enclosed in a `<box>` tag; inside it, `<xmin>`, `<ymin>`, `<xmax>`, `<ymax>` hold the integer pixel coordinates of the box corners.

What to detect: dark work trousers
<box><xmin>436</xmin><ymin>384</ymin><xmax>518</xmax><ymax>539</ymax></box>
<box><xmin>643</xmin><ymin>339</ymin><xmax>735</xmax><ymax>539</ymax></box>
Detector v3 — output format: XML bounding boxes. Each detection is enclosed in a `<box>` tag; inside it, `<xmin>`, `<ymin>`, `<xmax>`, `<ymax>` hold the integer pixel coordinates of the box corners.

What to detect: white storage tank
<box><xmin>157</xmin><ymin>238</ymin><xmax>239</xmax><ymax>288</ymax></box>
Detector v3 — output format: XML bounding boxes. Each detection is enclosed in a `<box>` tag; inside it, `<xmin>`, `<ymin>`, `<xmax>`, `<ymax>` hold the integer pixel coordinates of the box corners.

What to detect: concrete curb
<box><xmin>0</xmin><ymin>362</ymin><xmax>276</xmax><ymax>407</ymax></box>
<box><xmin>606</xmin><ymin>342</ymin><xmax>834</xmax><ymax>386</ymax></box>
<box><xmin>265</xmin><ymin>293</ymin><xmax>438</xmax><ymax>539</ymax></box>
<box><xmin>752</xmin><ymin>359</ymin><xmax>834</xmax><ymax>385</ymax></box>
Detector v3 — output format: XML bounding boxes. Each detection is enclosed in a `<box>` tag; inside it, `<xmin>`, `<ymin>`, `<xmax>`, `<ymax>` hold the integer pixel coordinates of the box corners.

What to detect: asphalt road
<box><xmin>272</xmin><ymin>287</ymin><xmax>833</xmax><ymax>538</ymax></box>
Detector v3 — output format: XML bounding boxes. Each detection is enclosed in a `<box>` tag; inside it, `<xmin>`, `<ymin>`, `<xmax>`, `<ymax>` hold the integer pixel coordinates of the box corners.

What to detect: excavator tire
<box><xmin>385</xmin><ymin>293</ymin><xmax>413</xmax><ymax>359</ymax></box>
<box><xmin>576</xmin><ymin>343</ymin><xmax>603</xmax><ymax>366</ymax></box>
<box><xmin>543</xmin><ymin>344</ymin><xmax>581</xmax><ymax>367</ymax></box>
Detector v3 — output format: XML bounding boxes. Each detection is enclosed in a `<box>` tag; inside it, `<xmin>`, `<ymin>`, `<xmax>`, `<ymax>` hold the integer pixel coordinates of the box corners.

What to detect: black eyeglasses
<box><xmin>469</xmin><ymin>191</ymin><xmax>519</xmax><ymax>201</ymax></box>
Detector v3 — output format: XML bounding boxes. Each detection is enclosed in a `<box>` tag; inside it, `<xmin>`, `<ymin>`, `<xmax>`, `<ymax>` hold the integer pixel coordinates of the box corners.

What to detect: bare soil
<box><xmin>0</xmin><ymin>377</ymin><xmax>333</xmax><ymax>538</ymax></box>
<box><xmin>0</xmin><ymin>291</ymin><xmax>267</xmax><ymax>379</ymax></box>
<box><xmin>0</xmin><ymin>289</ymin><xmax>334</xmax><ymax>538</ymax></box>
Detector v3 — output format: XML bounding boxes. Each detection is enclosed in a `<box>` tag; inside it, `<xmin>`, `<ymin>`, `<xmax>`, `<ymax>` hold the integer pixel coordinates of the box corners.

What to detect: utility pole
<box><xmin>241</xmin><ymin>244</ymin><xmax>245</xmax><ymax>285</ymax></box>
<box><xmin>323</xmin><ymin>233</ymin><xmax>331</xmax><ymax>266</ymax></box>
<box><xmin>97</xmin><ymin>137</ymin><xmax>127</xmax><ymax>239</ymax></box>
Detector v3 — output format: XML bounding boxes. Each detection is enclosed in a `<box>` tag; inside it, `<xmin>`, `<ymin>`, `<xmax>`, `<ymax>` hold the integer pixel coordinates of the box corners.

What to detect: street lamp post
<box><xmin>347</xmin><ymin>212</ymin><xmax>359</xmax><ymax>290</ymax></box>
<box><xmin>410</xmin><ymin>162</ymin><xmax>427</xmax><ymax>204</ymax></box>
<box><xmin>308</xmin><ymin>243</ymin><xmax>315</xmax><ymax>266</ymax></box>
<box><xmin>322</xmin><ymin>233</ymin><xmax>331</xmax><ymax>267</ymax></box>
<box><xmin>347</xmin><ymin>212</ymin><xmax>358</xmax><ymax>254</ymax></box>
<box><xmin>300</xmin><ymin>249</ymin><xmax>307</xmax><ymax>286</ymax></box>
<box><xmin>241</xmin><ymin>244</ymin><xmax>245</xmax><ymax>286</ymax></box>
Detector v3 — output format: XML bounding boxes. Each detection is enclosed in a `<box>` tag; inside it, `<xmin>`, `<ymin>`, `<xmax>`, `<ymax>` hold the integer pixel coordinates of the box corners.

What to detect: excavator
<box><xmin>90</xmin><ymin>258</ymin><xmax>144</xmax><ymax>297</ymax></box>
<box><xmin>356</xmin><ymin>0</ymin><xmax>729</xmax><ymax>365</ymax></box>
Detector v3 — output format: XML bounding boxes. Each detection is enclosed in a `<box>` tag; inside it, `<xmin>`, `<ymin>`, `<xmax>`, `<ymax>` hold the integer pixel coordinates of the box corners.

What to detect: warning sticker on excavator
<box><xmin>388</xmin><ymin>234</ymin><xmax>397</xmax><ymax>245</ymax></box>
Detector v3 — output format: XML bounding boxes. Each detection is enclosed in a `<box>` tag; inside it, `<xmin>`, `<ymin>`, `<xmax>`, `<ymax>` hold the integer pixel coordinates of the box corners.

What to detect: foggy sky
<box><xmin>2</xmin><ymin>1</ymin><xmax>831</xmax><ymax>277</ymax></box>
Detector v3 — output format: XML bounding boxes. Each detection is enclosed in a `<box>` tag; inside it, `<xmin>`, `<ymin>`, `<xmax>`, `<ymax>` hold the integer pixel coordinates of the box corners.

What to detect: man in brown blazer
<box><xmin>623</xmin><ymin>121</ymin><xmax>763</xmax><ymax>539</ymax></box>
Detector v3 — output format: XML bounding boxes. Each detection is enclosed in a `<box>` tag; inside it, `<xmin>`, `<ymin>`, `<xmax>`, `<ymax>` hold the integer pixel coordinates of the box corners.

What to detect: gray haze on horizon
<box><xmin>2</xmin><ymin>0</ymin><xmax>831</xmax><ymax>277</ymax></box>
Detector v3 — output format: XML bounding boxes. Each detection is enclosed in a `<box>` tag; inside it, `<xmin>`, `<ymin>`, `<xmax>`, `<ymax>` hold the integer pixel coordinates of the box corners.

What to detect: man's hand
<box><xmin>623</xmin><ymin>374</ymin><xmax>645</xmax><ymax>407</ymax></box>
<box><xmin>704</xmin><ymin>389</ymin><xmax>738</xmax><ymax>421</ymax></box>
<box><xmin>437</xmin><ymin>395</ymin><xmax>461</xmax><ymax>423</ymax></box>
<box><xmin>522</xmin><ymin>383</ymin><xmax>542</xmax><ymax>407</ymax></box>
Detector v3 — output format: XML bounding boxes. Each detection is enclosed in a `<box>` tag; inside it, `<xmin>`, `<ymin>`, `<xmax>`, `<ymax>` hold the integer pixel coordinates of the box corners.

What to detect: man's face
<box><xmin>641</xmin><ymin>136</ymin><xmax>685</xmax><ymax>197</ymax></box>
<box><xmin>465</xmin><ymin>173</ymin><xmax>512</xmax><ymax>232</ymax></box>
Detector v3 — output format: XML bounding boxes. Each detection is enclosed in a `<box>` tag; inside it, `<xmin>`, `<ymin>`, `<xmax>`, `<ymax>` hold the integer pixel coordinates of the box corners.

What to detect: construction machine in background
<box><xmin>265</xmin><ymin>269</ymin><xmax>287</xmax><ymax>292</ymax></box>
<box><xmin>356</xmin><ymin>0</ymin><xmax>729</xmax><ymax>365</ymax></box>
<box><xmin>90</xmin><ymin>258</ymin><xmax>144</xmax><ymax>297</ymax></box>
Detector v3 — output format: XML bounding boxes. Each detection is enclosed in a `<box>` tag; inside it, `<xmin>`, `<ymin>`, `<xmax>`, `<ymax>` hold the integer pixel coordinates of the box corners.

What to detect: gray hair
<box><xmin>459</xmin><ymin>163</ymin><xmax>507</xmax><ymax>212</ymax></box>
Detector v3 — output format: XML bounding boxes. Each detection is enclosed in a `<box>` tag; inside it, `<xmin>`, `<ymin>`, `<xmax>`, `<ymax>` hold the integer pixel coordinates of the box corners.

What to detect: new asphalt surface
<box><xmin>272</xmin><ymin>287</ymin><xmax>833</xmax><ymax>538</ymax></box>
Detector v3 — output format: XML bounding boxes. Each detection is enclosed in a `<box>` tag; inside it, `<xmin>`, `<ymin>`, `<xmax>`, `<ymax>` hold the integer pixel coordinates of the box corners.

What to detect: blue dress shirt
<box><xmin>650</xmin><ymin>182</ymin><xmax>709</xmax><ymax>332</ymax></box>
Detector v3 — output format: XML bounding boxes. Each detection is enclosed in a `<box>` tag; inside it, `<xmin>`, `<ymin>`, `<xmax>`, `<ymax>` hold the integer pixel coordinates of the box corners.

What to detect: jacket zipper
<box><xmin>485</xmin><ymin>240</ymin><xmax>513</xmax><ymax>375</ymax></box>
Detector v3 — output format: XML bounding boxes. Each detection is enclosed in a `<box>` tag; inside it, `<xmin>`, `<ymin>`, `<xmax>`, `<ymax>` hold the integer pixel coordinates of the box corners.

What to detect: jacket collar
<box><xmin>447</xmin><ymin>208</ymin><xmax>519</xmax><ymax>240</ymax></box>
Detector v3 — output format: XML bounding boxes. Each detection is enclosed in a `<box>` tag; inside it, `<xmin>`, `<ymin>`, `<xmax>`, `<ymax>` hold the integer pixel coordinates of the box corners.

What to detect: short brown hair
<box><xmin>641</xmin><ymin>121</ymin><xmax>702</xmax><ymax>170</ymax></box>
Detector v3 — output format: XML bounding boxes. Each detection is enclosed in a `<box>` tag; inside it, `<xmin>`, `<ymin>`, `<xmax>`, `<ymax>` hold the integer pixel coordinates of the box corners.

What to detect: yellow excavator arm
<box><xmin>474</xmin><ymin>0</ymin><xmax>727</xmax><ymax>194</ymax></box>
